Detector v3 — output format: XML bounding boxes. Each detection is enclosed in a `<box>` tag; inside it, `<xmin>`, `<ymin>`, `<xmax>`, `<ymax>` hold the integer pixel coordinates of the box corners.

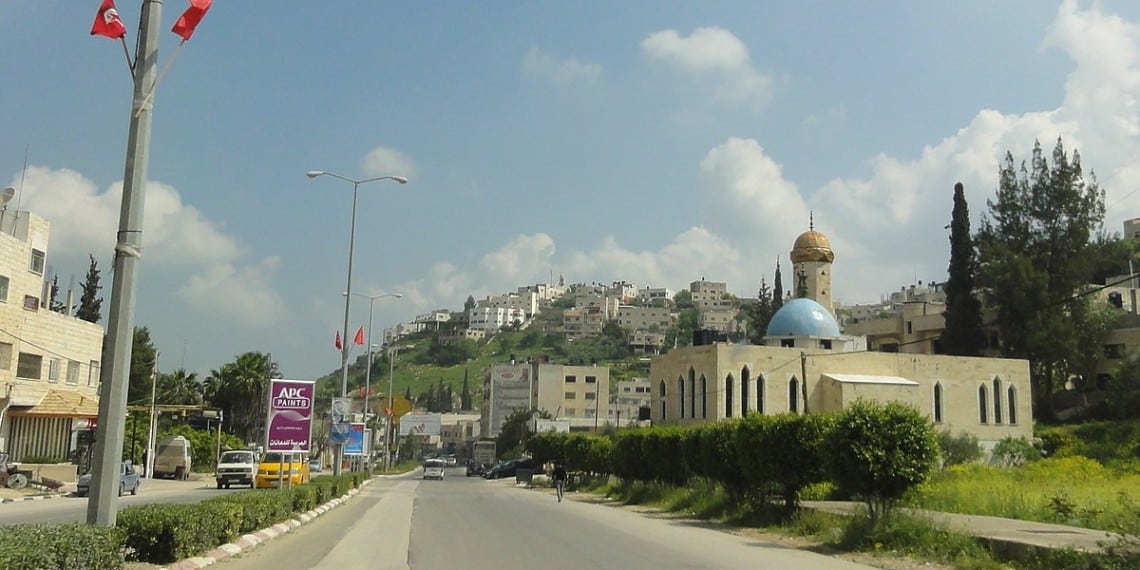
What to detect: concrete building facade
<box><xmin>0</xmin><ymin>210</ymin><xmax>104</xmax><ymax>462</ymax></box>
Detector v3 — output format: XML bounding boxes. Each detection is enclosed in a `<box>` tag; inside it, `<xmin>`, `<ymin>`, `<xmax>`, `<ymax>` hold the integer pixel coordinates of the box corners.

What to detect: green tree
<box><xmin>773</xmin><ymin>259</ymin><xmax>784</xmax><ymax>309</ymax></box>
<box><xmin>464</xmin><ymin>295</ymin><xmax>476</xmax><ymax>312</ymax></box>
<box><xmin>203</xmin><ymin>352</ymin><xmax>276</xmax><ymax>444</ymax></box>
<box><xmin>496</xmin><ymin>409</ymin><xmax>538</xmax><ymax>457</ymax></box>
<box><xmin>128</xmin><ymin>327</ymin><xmax>159</xmax><ymax>405</ymax></box>
<box><xmin>977</xmin><ymin>138</ymin><xmax>1107</xmax><ymax>418</ymax></box>
<box><xmin>76</xmin><ymin>254</ymin><xmax>103</xmax><ymax>323</ymax></box>
<box><xmin>742</xmin><ymin>279</ymin><xmax>775</xmax><ymax>345</ymax></box>
<box><xmin>827</xmin><ymin>401</ymin><xmax>940</xmax><ymax>522</ymax></box>
<box><xmin>941</xmin><ymin>182</ymin><xmax>983</xmax><ymax>356</ymax></box>
<box><xmin>48</xmin><ymin>274</ymin><xmax>65</xmax><ymax>313</ymax></box>
<box><xmin>156</xmin><ymin>368</ymin><xmax>203</xmax><ymax>406</ymax></box>
<box><xmin>460</xmin><ymin>368</ymin><xmax>473</xmax><ymax>411</ymax></box>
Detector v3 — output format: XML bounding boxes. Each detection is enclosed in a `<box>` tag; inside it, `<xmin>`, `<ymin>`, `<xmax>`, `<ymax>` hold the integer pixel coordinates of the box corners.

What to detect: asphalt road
<box><xmin>0</xmin><ymin>476</ymin><xmax>229</xmax><ymax>526</ymax></box>
<box><xmin>213</xmin><ymin>467</ymin><xmax>879</xmax><ymax>570</ymax></box>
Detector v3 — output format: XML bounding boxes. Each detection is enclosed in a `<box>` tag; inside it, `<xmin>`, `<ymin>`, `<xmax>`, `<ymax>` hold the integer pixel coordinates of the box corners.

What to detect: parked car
<box><xmin>423</xmin><ymin>459</ymin><xmax>445</xmax><ymax>480</ymax></box>
<box><xmin>255</xmin><ymin>452</ymin><xmax>310</xmax><ymax>489</ymax></box>
<box><xmin>465</xmin><ymin>459</ymin><xmax>485</xmax><ymax>477</ymax></box>
<box><xmin>483</xmin><ymin>457</ymin><xmax>535</xmax><ymax>480</ymax></box>
<box><xmin>76</xmin><ymin>461</ymin><xmax>140</xmax><ymax>497</ymax></box>
<box><xmin>151</xmin><ymin>435</ymin><xmax>192</xmax><ymax>480</ymax></box>
<box><xmin>444</xmin><ymin>455</ymin><xmax>457</xmax><ymax>467</ymax></box>
<box><xmin>308</xmin><ymin>458</ymin><xmax>322</xmax><ymax>473</ymax></box>
<box><xmin>215</xmin><ymin>450</ymin><xmax>258</xmax><ymax>489</ymax></box>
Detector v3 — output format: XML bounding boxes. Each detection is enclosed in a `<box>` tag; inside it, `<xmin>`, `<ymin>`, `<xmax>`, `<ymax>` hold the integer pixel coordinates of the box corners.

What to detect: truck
<box><xmin>152</xmin><ymin>435</ymin><xmax>192</xmax><ymax>480</ymax></box>
<box><xmin>473</xmin><ymin>440</ymin><xmax>496</xmax><ymax>467</ymax></box>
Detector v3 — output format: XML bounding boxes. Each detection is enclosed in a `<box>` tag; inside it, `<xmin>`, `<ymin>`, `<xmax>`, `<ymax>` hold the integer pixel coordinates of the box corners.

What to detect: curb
<box><xmin>0</xmin><ymin>491</ymin><xmax>70</xmax><ymax>503</ymax></box>
<box><xmin>161</xmin><ymin>479</ymin><xmax>373</xmax><ymax>570</ymax></box>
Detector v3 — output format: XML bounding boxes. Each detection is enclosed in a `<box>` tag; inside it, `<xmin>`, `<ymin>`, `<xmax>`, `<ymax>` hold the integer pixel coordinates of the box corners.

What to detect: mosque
<box><xmin>648</xmin><ymin>225</ymin><xmax>1033</xmax><ymax>447</ymax></box>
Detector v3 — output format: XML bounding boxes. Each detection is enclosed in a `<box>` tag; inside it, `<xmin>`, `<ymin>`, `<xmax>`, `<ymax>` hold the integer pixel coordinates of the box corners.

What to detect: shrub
<box><xmin>0</xmin><ymin>523</ymin><xmax>124</xmax><ymax>570</ymax></box>
<box><xmin>827</xmin><ymin>400</ymin><xmax>940</xmax><ymax>521</ymax></box>
<box><xmin>989</xmin><ymin>436</ymin><xmax>1042</xmax><ymax>467</ymax></box>
<box><xmin>937</xmin><ymin>429</ymin><xmax>982</xmax><ymax>467</ymax></box>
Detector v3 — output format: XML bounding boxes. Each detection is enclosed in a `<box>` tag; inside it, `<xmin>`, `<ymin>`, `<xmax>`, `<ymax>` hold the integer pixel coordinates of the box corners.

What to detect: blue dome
<box><xmin>765</xmin><ymin>298</ymin><xmax>841</xmax><ymax>338</ymax></box>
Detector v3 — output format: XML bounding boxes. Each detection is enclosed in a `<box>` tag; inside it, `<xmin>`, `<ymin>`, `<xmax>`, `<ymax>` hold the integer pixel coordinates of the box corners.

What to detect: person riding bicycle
<box><xmin>551</xmin><ymin>460</ymin><xmax>568</xmax><ymax>502</ymax></box>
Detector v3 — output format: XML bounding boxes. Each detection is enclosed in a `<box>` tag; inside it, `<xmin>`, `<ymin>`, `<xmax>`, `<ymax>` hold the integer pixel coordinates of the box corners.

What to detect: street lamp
<box><xmin>346</xmin><ymin>291</ymin><xmax>403</xmax><ymax>470</ymax></box>
<box><xmin>307</xmin><ymin>170</ymin><xmax>407</xmax><ymax>475</ymax></box>
<box><xmin>385</xmin><ymin>327</ymin><xmax>402</xmax><ymax>471</ymax></box>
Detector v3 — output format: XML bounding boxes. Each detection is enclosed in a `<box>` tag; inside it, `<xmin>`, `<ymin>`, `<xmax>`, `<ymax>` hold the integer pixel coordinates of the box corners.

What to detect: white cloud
<box><xmin>563</xmin><ymin>229</ymin><xmax>744</xmax><ymax>292</ymax></box>
<box><xmin>697</xmin><ymin>137</ymin><xmax>807</xmax><ymax>241</ymax></box>
<box><xmin>179</xmin><ymin>257</ymin><xmax>288</xmax><ymax>327</ymax></box>
<box><xmin>11</xmin><ymin>165</ymin><xmax>288</xmax><ymax>325</ymax></box>
<box><xmin>361</xmin><ymin>147</ymin><xmax>417</xmax><ymax>180</ymax></box>
<box><xmin>523</xmin><ymin>47</ymin><xmax>602</xmax><ymax>85</ymax></box>
<box><xmin>641</xmin><ymin>26</ymin><xmax>772</xmax><ymax>107</ymax></box>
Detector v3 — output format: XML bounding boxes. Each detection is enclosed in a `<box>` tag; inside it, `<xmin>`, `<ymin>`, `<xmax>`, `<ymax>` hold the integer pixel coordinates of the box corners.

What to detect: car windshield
<box><xmin>222</xmin><ymin>452</ymin><xmax>253</xmax><ymax>463</ymax></box>
<box><xmin>262</xmin><ymin>452</ymin><xmax>294</xmax><ymax>463</ymax></box>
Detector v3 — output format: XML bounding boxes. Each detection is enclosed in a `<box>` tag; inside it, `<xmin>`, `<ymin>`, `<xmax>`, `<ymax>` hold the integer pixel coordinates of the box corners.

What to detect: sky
<box><xmin>2</xmin><ymin>1</ymin><xmax>1139</xmax><ymax>382</ymax></box>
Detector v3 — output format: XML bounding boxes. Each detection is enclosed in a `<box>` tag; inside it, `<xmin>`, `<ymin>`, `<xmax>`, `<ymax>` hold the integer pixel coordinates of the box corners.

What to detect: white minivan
<box><xmin>152</xmin><ymin>436</ymin><xmax>192</xmax><ymax>479</ymax></box>
<box><xmin>423</xmin><ymin>459</ymin><xmax>445</xmax><ymax>480</ymax></box>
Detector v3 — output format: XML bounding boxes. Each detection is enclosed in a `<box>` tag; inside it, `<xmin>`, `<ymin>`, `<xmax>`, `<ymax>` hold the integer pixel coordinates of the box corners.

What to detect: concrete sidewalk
<box><xmin>801</xmin><ymin>501</ymin><xmax>1131</xmax><ymax>558</ymax></box>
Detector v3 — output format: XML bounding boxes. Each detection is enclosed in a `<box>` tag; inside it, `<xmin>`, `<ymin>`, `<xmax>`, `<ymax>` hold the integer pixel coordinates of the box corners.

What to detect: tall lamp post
<box><xmin>346</xmin><ymin>292</ymin><xmax>403</xmax><ymax>470</ymax></box>
<box><xmin>307</xmin><ymin>170</ymin><xmax>407</xmax><ymax>475</ymax></box>
<box><xmin>385</xmin><ymin>327</ymin><xmax>401</xmax><ymax>471</ymax></box>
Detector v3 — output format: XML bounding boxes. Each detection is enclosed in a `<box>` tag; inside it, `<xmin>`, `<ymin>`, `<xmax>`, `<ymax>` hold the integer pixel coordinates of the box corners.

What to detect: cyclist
<box><xmin>551</xmin><ymin>460</ymin><xmax>568</xmax><ymax>502</ymax></box>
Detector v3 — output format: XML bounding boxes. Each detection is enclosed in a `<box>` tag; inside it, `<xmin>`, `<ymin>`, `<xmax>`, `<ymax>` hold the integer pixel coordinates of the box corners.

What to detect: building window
<box><xmin>66</xmin><ymin>361</ymin><xmax>80</xmax><ymax>384</ymax></box>
<box><xmin>48</xmin><ymin>358</ymin><xmax>61</xmax><ymax>382</ymax></box>
<box><xmin>700</xmin><ymin>376</ymin><xmax>707</xmax><ymax>418</ymax></box>
<box><xmin>820</xmin><ymin>339</ymin><xmax>832</xmax><ymax>350</ymax></box>
<box><xmin>659</xmin><ymin>380</ymin><xmax>666</xmax><ymax>420</ymax></box>
<box><xmin>585</xmin><ymin>376</ymin><xmax>596</xmax><ymax>383</ymax></box>
<box><xmin>725</xmin><ymin>374</ymin><xmax>734</xmax><ymax>418</ymax></box>
<box><xmin>781</xmin><ymin>339</ymin><xmax>795</xmax><ymax>348</ymax></box>
<box><xmin>585</xmin><ymin>392</ymin><xmax>596</xmax><ymax>400</ymax></box>
<box><xmin>993</xmin><ymin>378</ymin><xmax>1003</xmax><ymax>424</ymax></box>
<box><xmin>757</xmin><ymin>375</ymin><xmax>765</xmax><ymax>414</ymax></box>
<box><xmin>30</xmin><ymin>249</ymin><xmax>46</xmax><ymax>275</ymax></box>
<box><xmin>789</xmin><ymin>377</ymin><xmax>799</xmax><ymax>413</ymax></box>
<box><xmin>0</xmin><ymin>275</ymin><xmax>8</xmax><ymax>302</ymax></box>
<box><xmin>677</xmin><ymin>376</ymin><xmax>685</xmax><ymax>418</ymax></box>
<box><xmin>1104</xmin><ymin>344</ymin><xmax>1124</xmax><ymax>359</ymax></box>
<box><xmin>907</xmin><ymin>321</ymin><xmax>913</xmax><ymax>334</ymax></box>
<box><xmin>0</xmin><ymin>342</ymin><xmax>12</xmax><ymax>370</ymax></box>
<box><xmin>565</xmin><ymin>408</ymin><xmax>576</xmax><ymax>416</ymax></box>
<box><xmin>741</xmin><ymin>367</ymin><xmax>750</xmax><ymax>416</ymax></box>
<box><xmin>1008</xmin><ymin>385</ymin><xmax>1018</xmax><ymax>425</ymax></box>
<box><xmin>689</xmin><ymin>369</ymin><xmax>696</xmax><ymax>419</ymax></box>
<box><xmin>23</xmin><ymin>295</ymin><xmax>39</xmax><ymax>311</ymax></box>
<box><xmin>565</xmin><ymin>375</ymin><xmax>576</xmax><ymax>383</ymax></box>
<box><xmin>978</xmin><ymin>385</ymin><xmax>988</xmax><ymax>424</ymax></box>
<box><xmin>89</xmin><ymin>360</ymin><xmax>101</xmax><ymax>386</ymax></box>
<box><xmin>933</xmin><ymin>383</ymin><xmax>943</xmax><ymax>423</ymax></box>
<box><xmin>623</xmin><ymin>387</ymin><xmax>631</xmax><ymax>393</ymax></box>
<box><xmin>17</xmin><ymin>352</ymin><xmax>43</xmax><ymax>380</ymax></box>
<box><xmin>564</xmin><ymin>392</ymin><xmax>576</xmax><ymax>400</ymax></box>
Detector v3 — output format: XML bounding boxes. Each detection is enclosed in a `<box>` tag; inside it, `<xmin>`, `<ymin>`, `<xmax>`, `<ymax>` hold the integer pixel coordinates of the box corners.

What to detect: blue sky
<box><xmin>2</xmin><ymin>1</ymin><xmax>1139</xmax><ymax>381</ymax></box>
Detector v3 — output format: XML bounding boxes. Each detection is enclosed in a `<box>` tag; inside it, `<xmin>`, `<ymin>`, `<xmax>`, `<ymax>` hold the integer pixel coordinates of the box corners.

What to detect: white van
<box><xmin>152</xmin><ymin>436</ymin><xmax>192</xmax><ymax>479</ymax></box>
<box><xmin>423</xmin><ymin>459</ymin><xmax>445</xmax><ymax>480</ymax></box>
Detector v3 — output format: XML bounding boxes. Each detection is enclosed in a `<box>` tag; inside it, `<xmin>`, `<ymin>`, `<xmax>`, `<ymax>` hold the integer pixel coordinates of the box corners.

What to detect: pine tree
<box><xmin>49</xmin><ymin>274</ymin><xmax>65</xmax><ymax>313</ymax></box>
<box><xmin>76</xmin><ymin>254</ymin><xmax>103</xmax><ymax>323</ymax></box>
<box><xmin>941</xmin><ymin>182</ymin><xmax>983</xmax><ymax>356</ymax></box>
<box><xmin>460</xmin><ymin>368</ymin><xmax>472</xmax><ymax>410</ymax></box>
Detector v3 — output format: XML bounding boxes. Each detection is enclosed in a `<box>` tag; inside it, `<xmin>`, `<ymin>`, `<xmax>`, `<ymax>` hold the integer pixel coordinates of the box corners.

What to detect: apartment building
<box><xmin>0</xmin><ymin>210</ymin><xmax>104</xmax><ymax>462</ymax></box>
<box><xmin>534</xmin><ymin>363</ymin><xmax>610</xmax><ymax>430</ymax></box>
<box><xmin>610</xmin><ymin>378</ymin><xmax>651</xmax><ymax>427</ymax></box>
<box><xmin>478</xmin><ymin>290</ymin><xmax>539</xmax><ymax>318</ymax></box>
<box><xmin>467</xmin><ymin>306</ymin><xmax>526</xmax><ymax>334</ymax></box>
<box><xmin>638</xmin><ymin>287</ymin><xmax>672</xmax><ymax>306</ymax></box>
<box><xmin>615</xmin><ymin>305</ymin><xmax>673</xmax><ymax>334</ymax></box>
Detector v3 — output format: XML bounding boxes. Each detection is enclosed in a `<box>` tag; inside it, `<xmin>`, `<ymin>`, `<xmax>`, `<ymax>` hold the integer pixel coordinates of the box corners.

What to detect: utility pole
<box><xmin>87</xmin><ymin>0</ymin><xmax>161</xmax><ymax>527</ymax></box>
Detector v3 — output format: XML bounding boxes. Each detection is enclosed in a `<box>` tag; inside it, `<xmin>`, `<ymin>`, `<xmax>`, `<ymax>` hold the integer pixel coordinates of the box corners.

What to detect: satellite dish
<box><xmin>0</xmin><ymin>187</ymin><xmax>14</xmax><ymax>208</ymax></box>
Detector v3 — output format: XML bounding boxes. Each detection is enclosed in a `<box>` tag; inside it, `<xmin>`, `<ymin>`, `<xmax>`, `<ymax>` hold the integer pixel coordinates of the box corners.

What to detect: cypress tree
<box><xmin>942</xmin><ymin>182</ymin><xmax>984</xmax><ymax>356</ymax></box>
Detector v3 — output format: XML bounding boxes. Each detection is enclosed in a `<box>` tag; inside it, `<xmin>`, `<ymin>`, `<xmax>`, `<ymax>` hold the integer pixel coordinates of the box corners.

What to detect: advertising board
<box><xmin>266</xmin><ymin>379</ymin><xmax>315</xmax><ymax>452</ymax></box>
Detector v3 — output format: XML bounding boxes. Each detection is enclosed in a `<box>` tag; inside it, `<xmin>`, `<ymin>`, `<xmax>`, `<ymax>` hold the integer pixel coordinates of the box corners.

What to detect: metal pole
<box><xmin>87</xmin><ymin>0</ymin><xmax>161</xmax><ymax>527</ymax></box>
<box><xmin>145</xmin><ymin>355</ymin><xmax>158</xmax><ymax>479</ymax></box>
<box><xmin>386</xmin><ymin>329</ymin><xmax>398</xmax><ymax>470</ymax></box>
<box><xmin>364</xmin><ymin>297</ymin><xmax>374</xmax><ymax>471</ymax></box>
<box><xmin>334</xmin><ymin>181</ymin><xmax>360</xmax><ymax>476</ymax></box>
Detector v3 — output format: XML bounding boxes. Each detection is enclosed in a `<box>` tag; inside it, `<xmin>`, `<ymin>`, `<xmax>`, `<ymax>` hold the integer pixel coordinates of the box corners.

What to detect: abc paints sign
<box><xmin>266</xmin><ymin>379</ymin><xmax>316</xmax><ymax>452</ymax></box>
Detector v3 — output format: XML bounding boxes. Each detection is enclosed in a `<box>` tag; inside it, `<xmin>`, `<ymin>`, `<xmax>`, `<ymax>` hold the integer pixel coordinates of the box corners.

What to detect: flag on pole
<box><xmin>171</xmin><ymin>0</ymin><xmax>212</xmax><ymax>41</ymax></box>
<box><xmin>335</xmin><ymin>331</ymin><xmax>343</xmax><ymax>350</ymax></box>
<box><xmin>90</xmin><ymin>0</ymin><xmax>127</xmax><ymax>39</ymax></box>
<box><xmin>354</xmin><ymin>326</ymin><xmax>365</xmax><ymax>346</ymax></box>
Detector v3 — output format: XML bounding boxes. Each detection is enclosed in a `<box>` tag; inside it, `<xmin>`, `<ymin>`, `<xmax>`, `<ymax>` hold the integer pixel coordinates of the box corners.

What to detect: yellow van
<box><xmin>255</xmin><ymin>451</ymin><xmax>310</xmax><ymax>489</ymax></box>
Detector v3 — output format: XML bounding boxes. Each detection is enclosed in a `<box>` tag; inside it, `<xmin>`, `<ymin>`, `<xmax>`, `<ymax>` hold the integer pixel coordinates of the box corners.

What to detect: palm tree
<box><xmin>204</xmin><ymin>352</ymin><xmax>275</xmax><ymax>443</ymax></box>
<box><xmin>156</xmin><ymin>368</ymin><xmax>203</xmax><ymax>405</ymax></box>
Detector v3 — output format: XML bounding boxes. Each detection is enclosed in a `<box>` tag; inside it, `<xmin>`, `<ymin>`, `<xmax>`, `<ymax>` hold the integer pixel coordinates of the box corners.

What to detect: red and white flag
<box><xmin>171</xmin><ymin>0</ymin><xmax>212</xmax><ymax>41</ymax></box>
<box><xmin>354</xmin><ymin>326</ymin><xmax>365</xmax><ymax>346</ymax></box>
<box><xmin>90</xmin><ymin>0</ymin><xmax>127</xmax><ymax>39</ymax></box>
<box><xmin>334</xmin><ymin>331</ymin><xmax>343</xmax><ymax>350</ymax></box>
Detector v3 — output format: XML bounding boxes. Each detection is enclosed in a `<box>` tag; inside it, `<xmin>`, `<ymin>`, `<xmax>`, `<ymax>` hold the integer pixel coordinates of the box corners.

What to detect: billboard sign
<box><xmin>399</xmin><ymin>413</ymin><xmax>442</xmax><ymax>436</ymax></box>
<box><xmin>344</xmin><ymin>422</ymin><xmax>366</xmax><ymax>455</ymax></box>
<box><xmin>266</xmin><ymin>379</ymin><xmax>316</xmax><ymax>452</ymax></box>
<box><xmin>329</xmin><ymin>397</ymin><xmax>351</xmax><ymax>445</ymax></box>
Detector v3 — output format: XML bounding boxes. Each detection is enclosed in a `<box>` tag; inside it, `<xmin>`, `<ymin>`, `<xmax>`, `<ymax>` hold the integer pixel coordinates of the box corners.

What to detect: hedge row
<box><xmin>528</xmin><ymin>400</ymin><xmax>941</xmax><ymax>517</ymax></box>
<box><xmin>0</xmin><ymin>471</ymin><xmax>368</xmax><ymax>569</ymax></box>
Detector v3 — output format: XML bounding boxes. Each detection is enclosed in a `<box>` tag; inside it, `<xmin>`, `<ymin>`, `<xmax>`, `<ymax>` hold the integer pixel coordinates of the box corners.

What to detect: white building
<box><xmin>0</xmin><ymin>210</ymin><xmax>105</xmax><ymax>462</ymax></box>
<box><xmin>468</xmin><ymin>306</ymin><xmax>527</xmax><ymax>334</ymax></box>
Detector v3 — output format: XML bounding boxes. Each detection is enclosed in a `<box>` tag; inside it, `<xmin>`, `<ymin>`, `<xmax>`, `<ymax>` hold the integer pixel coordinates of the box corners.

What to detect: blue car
<box><xmin>76</xmin><ymin>461</ymin><xmax>140</xmax><ymax>497</ymax></box>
